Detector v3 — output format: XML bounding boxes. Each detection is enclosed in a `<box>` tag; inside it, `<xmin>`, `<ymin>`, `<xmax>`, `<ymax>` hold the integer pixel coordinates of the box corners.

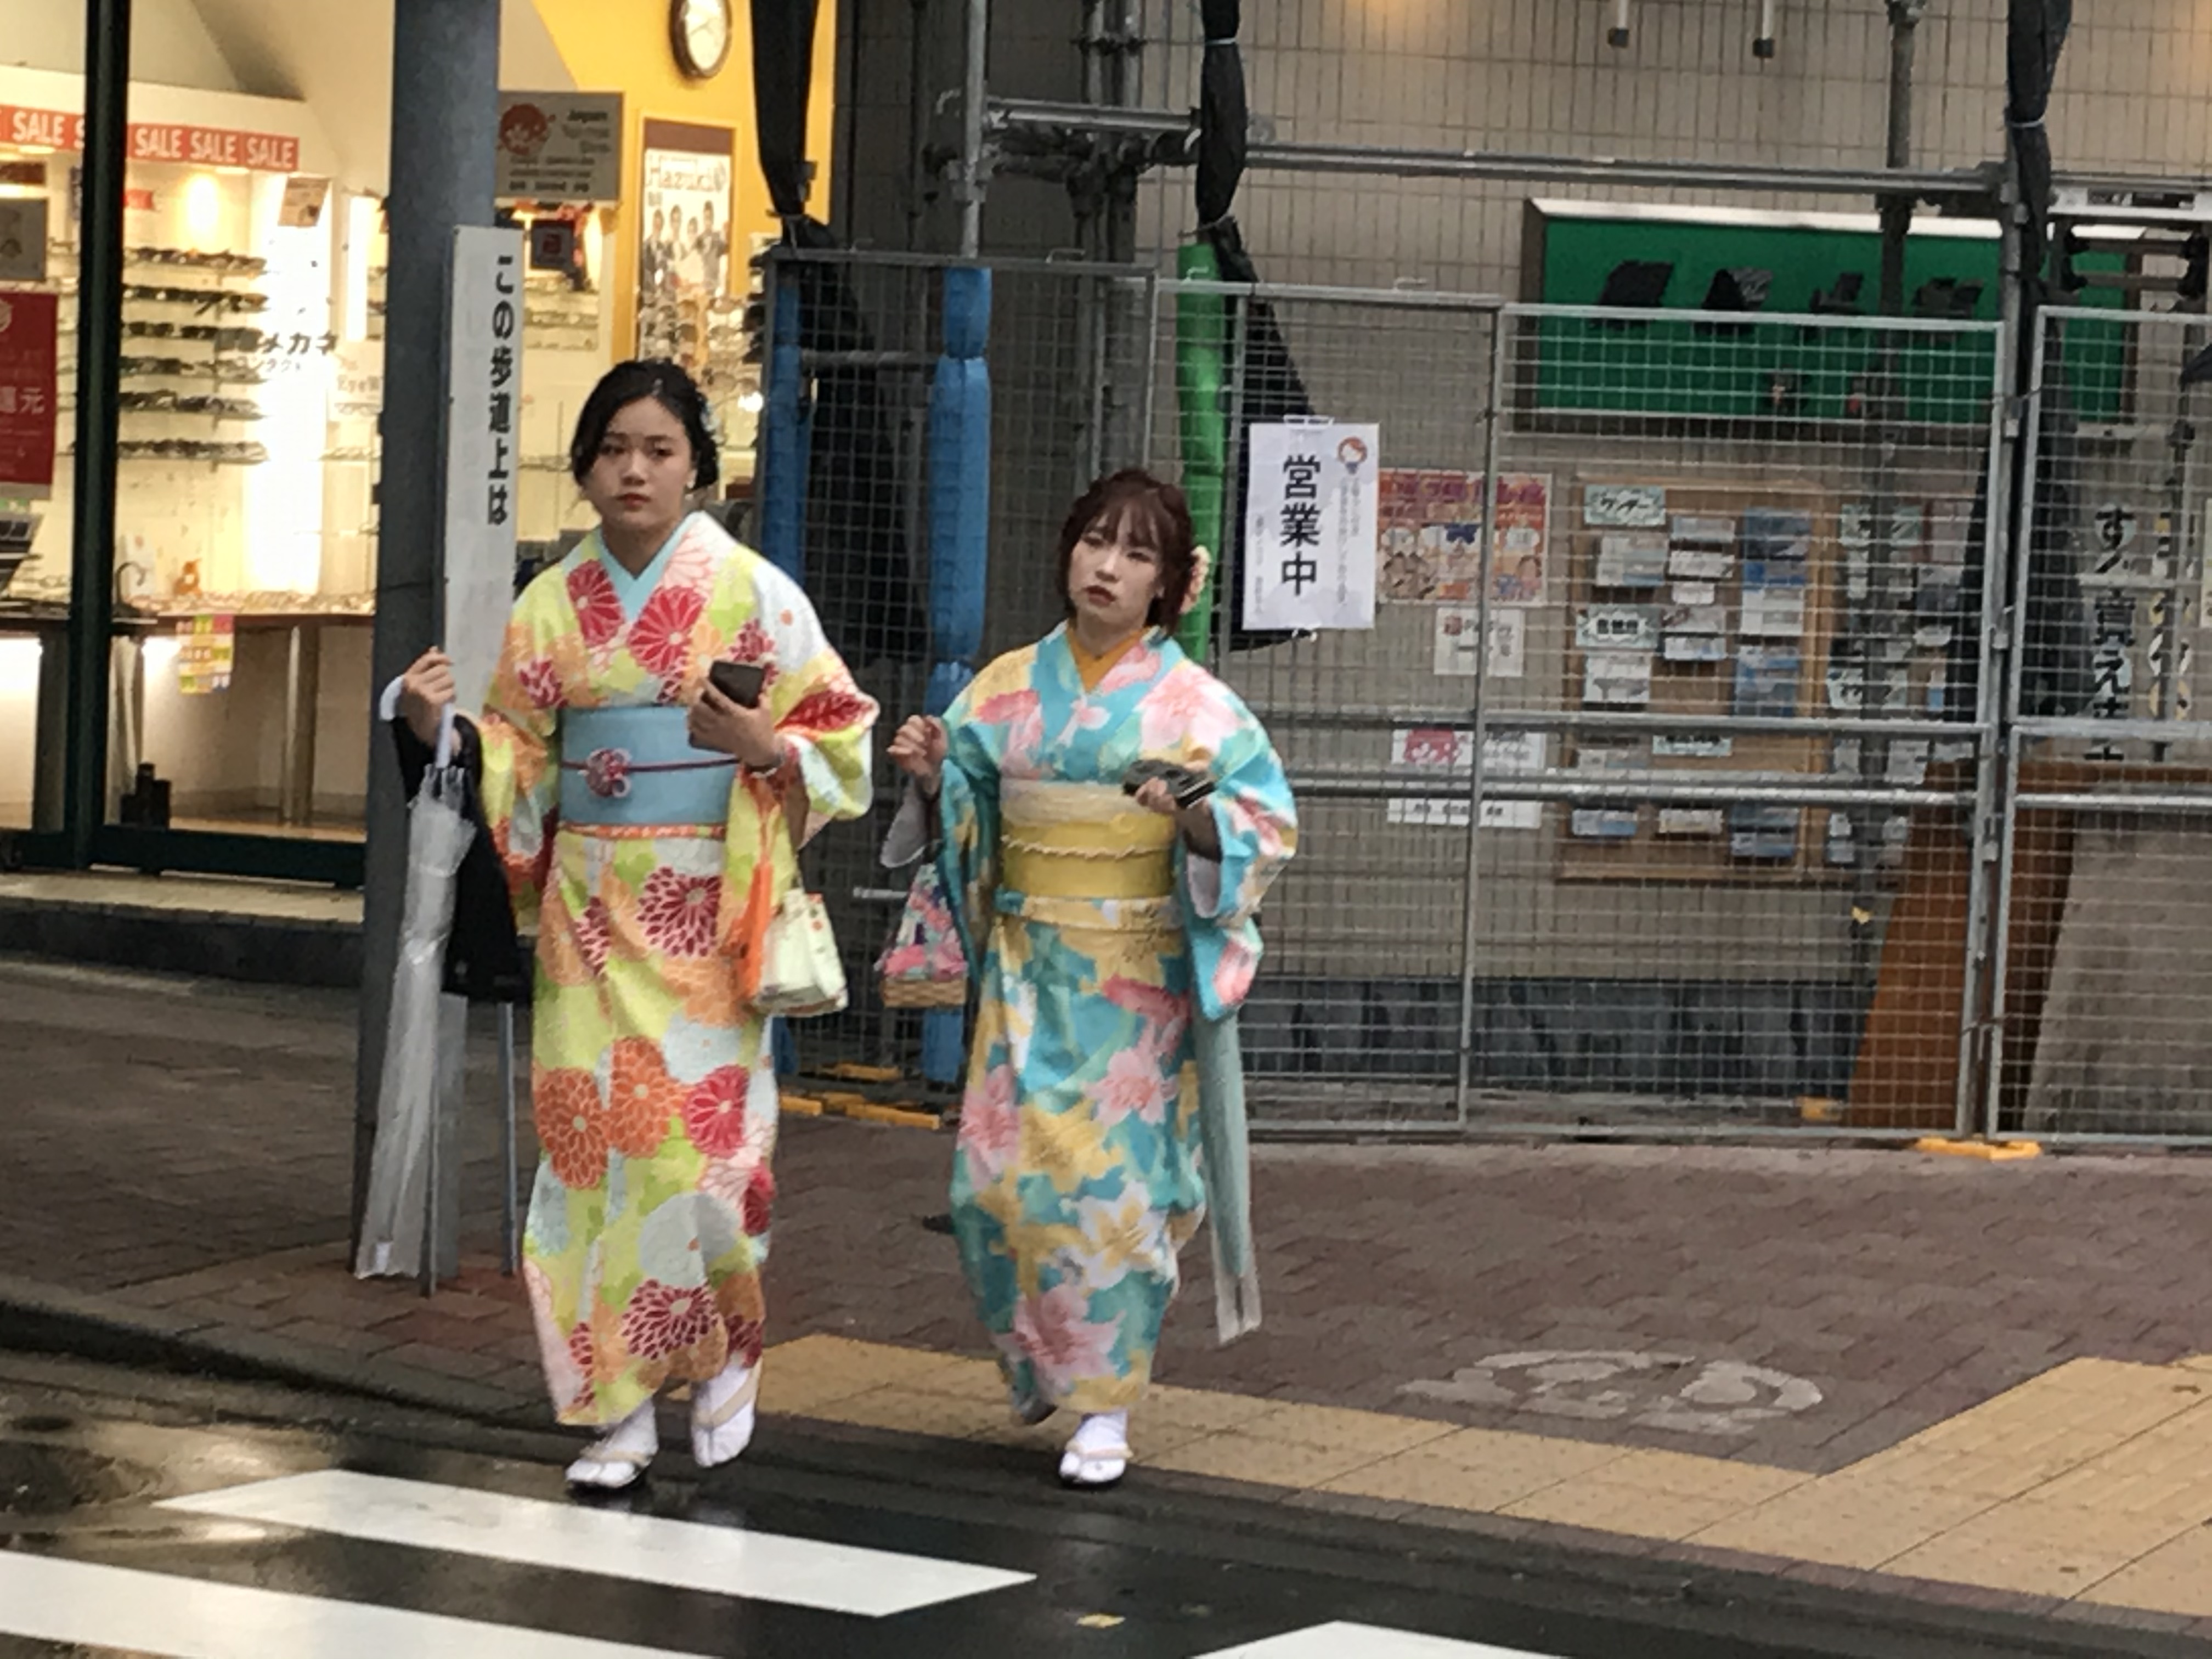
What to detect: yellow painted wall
<box><xmin>528</xmin><ymin>0</ymin><xmax>839</xmax><ymax>358</ymax></box>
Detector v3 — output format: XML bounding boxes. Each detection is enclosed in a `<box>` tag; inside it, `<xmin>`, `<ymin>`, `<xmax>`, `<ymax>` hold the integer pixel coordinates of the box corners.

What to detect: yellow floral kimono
<box><xmin>477</xmin><ymin>512</ymin><xmax>876</xmax><ymax>1425</ymax></box>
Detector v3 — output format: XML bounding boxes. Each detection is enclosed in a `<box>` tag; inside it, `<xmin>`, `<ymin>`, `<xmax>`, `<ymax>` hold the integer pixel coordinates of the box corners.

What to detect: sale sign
<box><xmin>0</xmin><ymin>104</ymin><xmax>300</xmax><ymax>174</ymax></box>
<box><xmin>0</xmin><ymin>291</ymin><xmax>59</xmax><ymax>493</ymax></box>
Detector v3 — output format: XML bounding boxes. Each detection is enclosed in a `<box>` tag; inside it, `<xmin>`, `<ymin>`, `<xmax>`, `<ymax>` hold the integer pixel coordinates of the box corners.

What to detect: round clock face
<box><xmin>674</xmin><ymin>0</ymin><xmax>732</xmax><ymax>78</ymax></box>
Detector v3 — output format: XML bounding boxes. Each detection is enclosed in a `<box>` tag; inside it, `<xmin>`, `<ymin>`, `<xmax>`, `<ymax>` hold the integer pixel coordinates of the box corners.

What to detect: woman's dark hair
<box><xmin>569</xmin><ymin>359</ymin><xmax>719</xmax><ymax>492</ymax></box>
<box><xmin>1056</xmin><ymin>469</ymin><xmax>1197</xmax><ymax>629</ymax></box>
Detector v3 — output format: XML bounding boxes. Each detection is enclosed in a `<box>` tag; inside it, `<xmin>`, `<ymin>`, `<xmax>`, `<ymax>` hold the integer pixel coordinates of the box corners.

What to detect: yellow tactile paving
<box><xmin>1319</xmin><ymin>1426</ymin><xmax>1627</xmax><ymax>1512</ymax></box>
<box><xmin>1690</xmin><ymin>1472</ymin><xmax>1999</xmax><ymax>1570</ymax></box>
<box><xmin>760</xmin><ymin>1335</ymin><xmax>2212</xmax><ymax>1623</ymax></box>
<box><xmin>1499</xmin><ymin>1449</ymin><xmax>1809</xmax><ymax>1544</ymax></box>
<box><xmin>1883</xmin><ymin>1499</ymin><xmax>2190</xmax><ymax>1600</ymax></box>
<box><xmin>2079</xmin><ymin>1527</ymin><xmax>2212</xmax><ymax>1618</ymax></box>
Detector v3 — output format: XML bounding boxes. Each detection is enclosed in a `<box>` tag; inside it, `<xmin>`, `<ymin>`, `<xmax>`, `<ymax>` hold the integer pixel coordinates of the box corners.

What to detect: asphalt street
<box><xmin>0</xmin><ymin>1352</ymin><xmax>2199</xmax><ymax>1659</ymax></box>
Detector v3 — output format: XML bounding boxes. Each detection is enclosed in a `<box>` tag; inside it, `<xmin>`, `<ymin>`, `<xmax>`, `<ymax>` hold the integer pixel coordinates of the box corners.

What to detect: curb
<box><xmin>0</xmin><ymin>900</ymin><xmax>364</xmax><ymax>990</ymax></box>
<box><xmin>0</xmin><ymin>1272</ymin><xmax>539</xmax><ymax>1428</ymax></box>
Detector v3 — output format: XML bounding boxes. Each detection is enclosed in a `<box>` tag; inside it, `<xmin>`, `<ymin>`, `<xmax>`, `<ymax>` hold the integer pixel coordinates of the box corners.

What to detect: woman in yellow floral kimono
<box><xmin>395</xmin><ymin>361</ymin><xmax>876</xmax><ymax>1489</ymax></box>
<box><xmin>889</xmin><ymin>470</ymin><xmax>1296</xmax><ymax>1490</ymax></box>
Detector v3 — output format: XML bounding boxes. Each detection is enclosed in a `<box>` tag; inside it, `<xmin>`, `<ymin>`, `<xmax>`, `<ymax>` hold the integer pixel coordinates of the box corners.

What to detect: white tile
<box><xmin>1195</xmin><ymin>1622</ymin><xmax>1562</xmax><ymax>1658</ymax></box>
<box><xmin>162</xmin><ymin>1468</ymin><xmax>1032</xmax><ymax>1618</ymax></box>
<box><xmin>0</xmin><ymin>1551</ymin><xmax>699</xmax><ymax>1659</ymax></box>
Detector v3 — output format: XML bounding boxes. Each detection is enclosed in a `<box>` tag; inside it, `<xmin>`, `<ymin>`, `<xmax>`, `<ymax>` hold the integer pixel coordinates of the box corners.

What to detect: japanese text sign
<box><xmin>0</xmin><ymin>292</ymin><xmax>59</xmax><ymax>494</ymax></box>
<box><xmin>1243</xmin><ymin>421</ymin><xmax>1379</xmax><ymax>631</ymax></box>
<box><xmin>443</xmin><ymin>227</ymin><xmax>525</xmax><ymax>716</ymax></box>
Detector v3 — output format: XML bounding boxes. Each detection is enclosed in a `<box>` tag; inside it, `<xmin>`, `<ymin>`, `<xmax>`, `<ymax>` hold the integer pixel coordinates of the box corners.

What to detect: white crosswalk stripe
<box><xmin>0</xmin><ymin>1550</ymin><xmax>710</xmax><ymax>1659</ymax></box>
<box><xmin>1195</xmin><ymin>1624</ymin><xmax>1562</xmax><ymax>1658</ymax></box>
<box><xmin>160</xmin><ymin>1468</ymin><xmax>1033</xmax><ymax>1617</ymax></box>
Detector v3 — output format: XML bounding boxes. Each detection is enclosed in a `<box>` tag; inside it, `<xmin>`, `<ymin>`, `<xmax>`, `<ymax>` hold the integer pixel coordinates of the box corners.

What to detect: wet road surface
<box><xmin>0</xmin><ymin>1352</ymin><xmax>2197</xmax><ymax>1659</ymax></box>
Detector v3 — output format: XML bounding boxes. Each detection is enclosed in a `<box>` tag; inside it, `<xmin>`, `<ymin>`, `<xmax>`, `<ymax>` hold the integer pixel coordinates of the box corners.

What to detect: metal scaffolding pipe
<box><xmin>987</xmin><ymin>98</ymin><xmax>1999</xmax><ymax>199</ymax></box>
<box><xmin>959</xmin><ymin>0</ymin><xmax>988</xmax><ymax>255</ymax></box>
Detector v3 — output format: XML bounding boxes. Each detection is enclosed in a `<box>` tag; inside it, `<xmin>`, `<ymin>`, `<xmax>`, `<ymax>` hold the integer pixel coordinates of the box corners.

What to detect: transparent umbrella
<box><xmin>355</xmin><ymin>710</ymin><xmax>473</xmax><ymax>1283</ymax></box>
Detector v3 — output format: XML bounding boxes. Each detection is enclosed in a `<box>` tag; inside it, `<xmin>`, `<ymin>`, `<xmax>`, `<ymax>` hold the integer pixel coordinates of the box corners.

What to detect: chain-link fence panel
<box><xmin>752</xmin><ymin>248</ymin><xmax>1156</xmax><ymax>1087</ymax></box>
<box><xmin>1989</xmin><ymin>307</ymin><xmax>2212</xmax><ymax>1143</ymax></box>
<box><xmin>1480</xmin><ymin>303</ymin><xmax>2006</xmax><ymax>1137</ymax></box>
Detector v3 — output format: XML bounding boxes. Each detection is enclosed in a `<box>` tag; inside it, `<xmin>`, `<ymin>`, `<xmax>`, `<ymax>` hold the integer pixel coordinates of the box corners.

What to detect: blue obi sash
<box><xmin>557</xmin><ymin>705</ymin><xmax>736</xmax><ymax>828</ymax></box>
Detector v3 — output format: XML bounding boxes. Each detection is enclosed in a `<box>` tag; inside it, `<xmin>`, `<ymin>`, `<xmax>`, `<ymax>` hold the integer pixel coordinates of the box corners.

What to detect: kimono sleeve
<box><xmin>1180</xmin><ymin>688</ymin><xmax>1298</xmax><ymax>1019</ymax></box>
<box><xmin>933</xmin><ymin>675</ymin><xmax>1008</xmax><ymax>973</ymax></box>
<box><xmin>755</xmin><ymin>564</ymin><xmax>879</xmax><ymax>842</ymax></box>
<box><xmin>476</xmin><ymin>600</ymin><xmax>565</xmax><ymax>932</ymax></box>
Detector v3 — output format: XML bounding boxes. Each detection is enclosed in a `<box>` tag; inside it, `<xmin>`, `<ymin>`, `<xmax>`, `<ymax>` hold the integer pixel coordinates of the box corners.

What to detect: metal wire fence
<box><xmin>1987</xmin><ymin>307</ymin><xmax>2212</xmax><ymax>1144</ymax></box>
<box><xmin>758</xmin><ymin>247</ymin><xmax>2212</xmax><ymax>1146</ymax></box>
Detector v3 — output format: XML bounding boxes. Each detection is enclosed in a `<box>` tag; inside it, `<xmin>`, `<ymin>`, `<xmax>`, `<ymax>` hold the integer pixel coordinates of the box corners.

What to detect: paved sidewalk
<box><xmin>9</xmin><ymin>953</ymin><xmax>2212</xmax><ymax>1637</ymax></box>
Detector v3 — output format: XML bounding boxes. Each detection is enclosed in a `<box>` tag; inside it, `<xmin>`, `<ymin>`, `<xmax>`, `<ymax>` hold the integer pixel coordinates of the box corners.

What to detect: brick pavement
<box><xmin>12</xmin><ymin>953</ymin><xmax>2212</xmax><ymax>1629</ymax></box>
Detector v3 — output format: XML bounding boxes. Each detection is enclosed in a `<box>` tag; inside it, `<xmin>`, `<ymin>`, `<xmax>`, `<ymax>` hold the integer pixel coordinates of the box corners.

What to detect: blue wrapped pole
<box><xmin>922</xmin><ymin>265</ymin><xmax>991</xmax><ymax>1086</ymax></box>
<box><xmin>758</xmin><ymin>268</ymin><xmax>808</xmax><ymax>582</ymax></box>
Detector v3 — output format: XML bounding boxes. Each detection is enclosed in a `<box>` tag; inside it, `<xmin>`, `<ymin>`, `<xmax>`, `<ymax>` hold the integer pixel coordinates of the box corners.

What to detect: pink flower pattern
<box><xmin>1013</xmin><ymin>1281</ymin><xmax>1123</xmax><ymax>1393</ymax></box>
<box><xmin>637</xmin><ymin>868</ymin><xmax>718</xmax><ymax>957</ymax></box>
<box><xmin>681</xmin><ymin>1067</ymin><xmax>751</xmax><ymax>1160</ymax></box>
<box><xmin>516</xmin><ymin>658</ymin><xmax>563</xmax><ymax>712</ymax></box>
<box><xmin>1095</xmin><ymin>1039</ymin><xmax>1176</xmax><ymax>1127</ymax></box>
<box><xmin>619</xmin><ymin>1278</ymin><xmax>720</xmax><ymax>1361</ymax></box>
<box><xmin>956</xmin><ymin>1060</ymin><xmax>1022</xmax><ymax>1182</ymax></box>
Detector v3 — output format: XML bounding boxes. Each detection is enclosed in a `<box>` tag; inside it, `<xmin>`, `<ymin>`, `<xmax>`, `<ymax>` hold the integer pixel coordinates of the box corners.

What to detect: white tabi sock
<box><xmin>566</xmin><ymin>1400</ymin><xmax>658</xmax><ymax>1490</ymax></box>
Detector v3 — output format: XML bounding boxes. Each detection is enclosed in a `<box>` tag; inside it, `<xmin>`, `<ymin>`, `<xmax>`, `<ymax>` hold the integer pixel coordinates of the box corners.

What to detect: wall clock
<box><xmin>672</xmin><ymin>0</ymin><xmax>733</xmax><ymax>80</ymax></box>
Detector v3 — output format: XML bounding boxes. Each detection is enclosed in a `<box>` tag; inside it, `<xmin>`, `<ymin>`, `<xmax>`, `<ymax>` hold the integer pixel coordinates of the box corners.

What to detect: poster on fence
<box><xmin>1243</xmin><ymin>421</ymin><xmax>1379</xmax><ymax>630</ymax></box>
<box><xmin>1384</xmin><ymin>726</ymin><xmax>1544</xmax><ymax>831</ymax></box>
<box><xmin>1377</xmin><ymin>470</ymin><xmax>1552</xmax><ymax>605</ymax></box>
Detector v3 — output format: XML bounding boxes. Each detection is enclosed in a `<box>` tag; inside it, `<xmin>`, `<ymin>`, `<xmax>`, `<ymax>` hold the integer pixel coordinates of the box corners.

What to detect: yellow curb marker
<box><xmin>762</xmin><ymin>1335</ymin><xmax>2212</xmax><ymax>1619</ymax></box>
<box><xmin>1912</xmin><ymin>1136</ymin><xmax>2043</xmax><ymax>1161</ymax></box>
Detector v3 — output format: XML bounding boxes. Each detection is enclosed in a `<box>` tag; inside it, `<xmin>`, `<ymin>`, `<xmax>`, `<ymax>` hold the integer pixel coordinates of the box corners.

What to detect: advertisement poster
<box><xmin>0</xmin><ymin>290</ymin><xmax>57</xmax><ymax>493</ymax></box>
<box><xmin>1243</xmin><ymin>421</ymin><xmax>1379</xmax><ymax>631</ymax></box>
<box><xmin>1431</xmin><ymin>605</ymin><xmax>1525</xmax><ymax>680</ymax></box>
<box><xmin>1385</xmin><ymin>727</ymin><xmax>1545</xmax><ymax>831</ymax></box>
<box><xmin>496</xmin><ymin>92</ymin><xmax>623</xmax><ymax>202</ymax></box>
<box><xmin>1376</xmin><ymin>470</ymin><xmax>1552</xmax><ymax>605</ymax></box>
<box><xmin>637</xmin><ymin>121</ymin><xmax>733</xmax><ymax>375</ymax></box>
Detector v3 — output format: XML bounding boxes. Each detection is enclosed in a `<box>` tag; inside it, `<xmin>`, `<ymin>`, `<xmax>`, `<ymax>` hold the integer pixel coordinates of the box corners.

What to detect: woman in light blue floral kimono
<box><xmin>887</xmin><ymin>469</ymin><xmax>1297</xmax><ymax>1488</ymax></box>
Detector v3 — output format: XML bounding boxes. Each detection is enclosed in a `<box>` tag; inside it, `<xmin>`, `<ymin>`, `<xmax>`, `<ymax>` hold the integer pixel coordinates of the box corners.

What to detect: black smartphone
<box><xmin>1121</xmin><ymin>757</ymin><xmax>1215</xmax><ymax>809</ymax></box>
<box><xmin>708</xmin><ymin>660</ymin><xmax>766</xmax><ymax>709</ymax></box>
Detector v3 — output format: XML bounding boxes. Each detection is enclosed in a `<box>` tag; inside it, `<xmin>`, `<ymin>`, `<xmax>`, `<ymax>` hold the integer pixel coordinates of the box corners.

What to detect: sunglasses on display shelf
<box><xmin>124</xmin><ymin>321</ymin><xmax>271</xmax><ymax>349</ymax></box>
<box><xmin>119</xmin><ymin>390</ymin><xmax>178</xmax><ymax>412</ymax></box>
<box><xmin>175</xmin><ymin>396</ymin><xmax>262</xmax><ymax>420</ymax></box>
<box><xmin>117</xmin><ymin>439</ymin><xmax>268</xmax><ymax>464</ymax></box>
<box><xmin>119</xmin><ymin>356</ymin><xmax>194</xmax><ymax>378</ymax></box>
<box><xmin>127</xmin><ymin>247</ymin><xmax>267</xmax><ymax>277</ymax></box>
<box><xmin>123</xmin><ymin>285</ymin><xmax>269</xmax><ymax>313</ymax></box>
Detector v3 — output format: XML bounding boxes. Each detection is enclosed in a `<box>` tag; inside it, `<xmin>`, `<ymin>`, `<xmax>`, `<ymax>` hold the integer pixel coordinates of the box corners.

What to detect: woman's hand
<box><xmin>397</xmin><ymin>648</ymin><xmax>456</xmax><ymax>749</ymax></box>
<box><xmin>889</xmin><ymin>715</ymin><xmax>949</xmax><ymax>797</ymax></box>
<box><xmin>1133</xmin><ymin>777</ymin><xmax>1223</xmax><ymax>857</ymax></box>
<box><xmin>689</xmin><ymin>682</ymin><xmax>781</xmax><ymax>770</ymax></box>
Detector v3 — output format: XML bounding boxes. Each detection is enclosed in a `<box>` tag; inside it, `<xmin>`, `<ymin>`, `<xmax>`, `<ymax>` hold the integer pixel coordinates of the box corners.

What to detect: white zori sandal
<box><xmin>566</xmin><ymin>1401</ymin><xmax>659</xmax><ymax>1492</ymax></box>
<box><xmin>691</xmin><ymin>1361</ymin><xmax>761</xmax><ymax>1470</ymax></box>
<box><xmin>1058</xmin><ymin>1410</ymin><xmax>1130</xmax><ymax>1489</ymax></box>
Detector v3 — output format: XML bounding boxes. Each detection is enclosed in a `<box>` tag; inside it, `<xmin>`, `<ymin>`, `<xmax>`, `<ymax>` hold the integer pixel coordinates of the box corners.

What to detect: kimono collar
<box><xmin>591</xmin><ymin>514</ymin><xmax>695</xmax><ymax>622</ymax></box>
<box><xmin>1047</xmin><ymin>622</ymin><xmax>1171</xmax><ymax>696</ymax></box>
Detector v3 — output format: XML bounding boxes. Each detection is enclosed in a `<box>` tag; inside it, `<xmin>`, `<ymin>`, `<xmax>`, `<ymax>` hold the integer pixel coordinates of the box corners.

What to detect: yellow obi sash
<box><xmin>1000</xmin><ymin>779</ymin><xmax>1176</xmax><ymax>902</ymax></box>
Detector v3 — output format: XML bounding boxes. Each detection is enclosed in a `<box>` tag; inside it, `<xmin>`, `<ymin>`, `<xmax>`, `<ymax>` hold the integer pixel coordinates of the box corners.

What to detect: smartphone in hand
<box><xmin>708</xmin><ymin>660</ymin><xmax>766</xmax><ymax>709</ymax></box>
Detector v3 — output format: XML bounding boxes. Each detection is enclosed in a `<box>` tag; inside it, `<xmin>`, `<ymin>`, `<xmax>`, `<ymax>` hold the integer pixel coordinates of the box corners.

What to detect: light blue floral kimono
<box><xmin>893</xmin><ymin>625</ymin><xmax>1297</xmax><ymax>1415</ymax></box>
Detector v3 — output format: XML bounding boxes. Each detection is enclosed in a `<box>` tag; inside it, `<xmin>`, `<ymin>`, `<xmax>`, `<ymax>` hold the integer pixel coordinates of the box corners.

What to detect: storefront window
<box><xmin>0</xmin><ymin>77</ymin><xmax>70</xmax><ymax>832</ymax></box>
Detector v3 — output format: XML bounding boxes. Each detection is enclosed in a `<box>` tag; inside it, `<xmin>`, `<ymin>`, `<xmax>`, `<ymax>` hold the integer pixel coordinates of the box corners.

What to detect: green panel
<box><xmin>1532</xmin><ymin>211</ymin><xmax>2128</xmax><ymax>423</ymax></box>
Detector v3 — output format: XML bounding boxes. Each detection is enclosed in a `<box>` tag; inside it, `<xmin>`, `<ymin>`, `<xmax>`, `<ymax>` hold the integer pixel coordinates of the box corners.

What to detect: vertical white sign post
<box><xmin>444</xmin><ymin>225</ymin><xmax>525</xmax><ymax>715</ymax></box>
<box><xmin>428</xmin><ymin>225</ymin><xmax>525</xmax><ymax>1288</ymax></box>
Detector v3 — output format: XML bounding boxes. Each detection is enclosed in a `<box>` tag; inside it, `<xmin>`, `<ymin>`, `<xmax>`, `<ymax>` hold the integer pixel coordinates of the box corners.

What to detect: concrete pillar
<box><xmin>352</xmin><ymin>0</ymin><xmax>501</xmax><ymax>1268</ymax></box>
